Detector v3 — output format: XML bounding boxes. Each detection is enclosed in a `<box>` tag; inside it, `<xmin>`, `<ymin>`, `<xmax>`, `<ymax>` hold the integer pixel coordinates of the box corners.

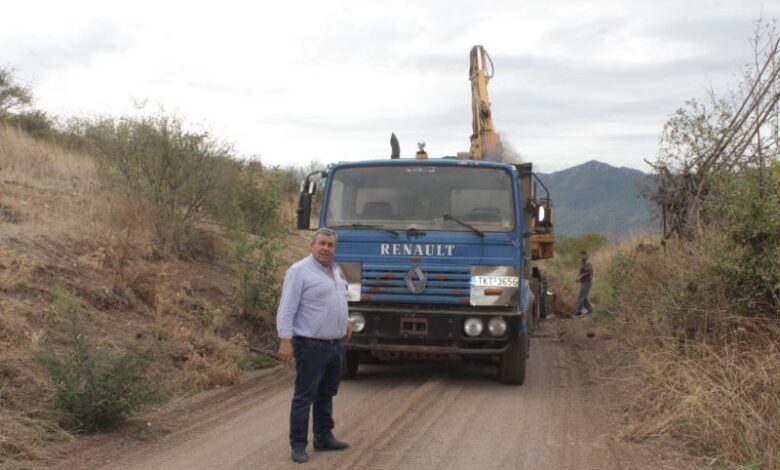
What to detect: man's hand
<box><xmin>346</xmin><ymin>322</ymin><xmax>353</xmax><ymax>343</ymax></box>
<box><xmin>278</xmin><ymin>339</ymin><xmax>293</xmax><ymax>366</ymax></box>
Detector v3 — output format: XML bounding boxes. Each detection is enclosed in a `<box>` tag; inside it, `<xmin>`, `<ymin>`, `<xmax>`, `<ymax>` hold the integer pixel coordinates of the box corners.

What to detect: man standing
<box><xmin>277</xmin><ymin>228</ymin><xmax>352</xmax><ymax>463</ymax></box>
<box><xmin>573</xmin><ymin>250</ymin><xmax>594</xmax><ymax>317</ymax></box>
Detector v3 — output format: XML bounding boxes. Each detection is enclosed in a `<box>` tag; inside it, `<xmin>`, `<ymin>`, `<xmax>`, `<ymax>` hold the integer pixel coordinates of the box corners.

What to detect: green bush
<box><xmin>62</xmin><ymin>114</ymin><xmax>285</xmax><ymax>254</ymax></box>
<box><xmin>234</xmin><ymin>236</ymin><xmax>282</xmax><ymax>317</ymax></box>
<box><xmin>711</xmin><ymin>173</ymin><xmax>780</xmax><ymax>314</ymax></box>
<box><xmin>40</xmin><ymin>286</ymin><xmax>159</xmax><ymax>432</ymax></box>
<box><xmin>6</xmin><ymin>110</ymin><xmax>55</xmax><ymax>138</ymax></box>
<box><xmin>251</xmin><ymin>353</ymin><xmax>279</xmax><ymax>369</ymax></box>
<box><xmin>66</xmin><ymin>114</ymin><xmax>231</xmax><ymax>249</ymax></box>
<box><xmin>207</xmin><ymin>162</ymin><xmax>284</xmax><ymax>237</ymax></box>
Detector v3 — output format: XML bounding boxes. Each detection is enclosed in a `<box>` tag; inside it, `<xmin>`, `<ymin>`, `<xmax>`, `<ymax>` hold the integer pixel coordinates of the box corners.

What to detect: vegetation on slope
<box><xmin>0</xmin><ymin>68</ymin><xmax>309</xmax><ymax>468</ymax></box>
<box><xmin>578</xmin><ymin>21</ymin><xmax>780</xmax><ymax>469</ymax></box>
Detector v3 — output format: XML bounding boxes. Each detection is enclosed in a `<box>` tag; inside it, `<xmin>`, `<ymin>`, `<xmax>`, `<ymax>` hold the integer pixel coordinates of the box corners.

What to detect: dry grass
<box><xmin>0</xmin><ymin>123</ymin><xmax>113</xmax><ymax>239</ymax></box>
<box><xmin>0</xmin><ymin>298</ymin><xmax>70</xmax><ymax>468</ymax></box>
<box><xmin>624</xmin><ymin>321</ymin><xmax>780</xmax><ymax>468</ymax></box>
<box><xmin>0</xmin><ymin>124</ymin><xmax>285</xmax><ymax>468</ymax></box>
<box><xmin>0</xmin><ymin>124</ymin><xmax>94</xmax><ymax>188</ymax></box>
<box><xmin>0</xmin><ymin>408</ymin><xmax>72</xmax><ymax>469</ymax></box>
<box><xmin>602</xmin><ymin>233</ymin><xmax>780</xmax><ymax>468</ymax></box>
<box><xmin>543</xmin><ymin>233</ymin><xmax>659</xmax><ymax>316</ymax></box>
<box><xmin>179</xmin><ymin>352</ymin><xmax>243</xmax><ymax>391</ymax></box>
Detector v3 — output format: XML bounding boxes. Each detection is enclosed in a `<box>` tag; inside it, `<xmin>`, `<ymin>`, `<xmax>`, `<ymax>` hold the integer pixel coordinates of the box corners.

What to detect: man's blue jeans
<box><xmin>290</xmin><ymin>337</ymin><xmax>342</xmax><ymax>449</ymax></box>
<box><xmin>576</xmin><ymin>281</ymin><xmax>593</xmax><ymax>315</ymax></box>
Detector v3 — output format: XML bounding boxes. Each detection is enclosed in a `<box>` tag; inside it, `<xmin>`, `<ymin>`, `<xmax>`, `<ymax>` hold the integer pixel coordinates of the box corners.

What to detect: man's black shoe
<box><xmin>313</xmin><ymin>436</ymin><xmax>349</xmax><ymax>451</ymax></box>
<box><xmin>291</xmin><ymin>447</ymin><xmax>309</xmax><ymax>463</ymax></box>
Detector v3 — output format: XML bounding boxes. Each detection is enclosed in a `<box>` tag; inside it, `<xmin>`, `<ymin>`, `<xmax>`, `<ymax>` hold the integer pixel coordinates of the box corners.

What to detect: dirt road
<box><xmin>53</xmin><ymin>319</ymin><xmax>689</xmax><ymax>470</ymax></box>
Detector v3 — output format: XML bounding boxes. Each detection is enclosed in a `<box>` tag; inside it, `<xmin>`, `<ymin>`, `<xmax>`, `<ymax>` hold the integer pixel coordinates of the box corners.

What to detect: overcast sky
<box><xmin>2</xmin><ymin>0</ymin><xmax>777</xmax><ymax>172</ymax></box>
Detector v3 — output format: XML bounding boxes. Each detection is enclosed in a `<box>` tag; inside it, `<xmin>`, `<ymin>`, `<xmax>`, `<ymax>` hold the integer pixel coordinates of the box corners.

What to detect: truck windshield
<box><xmin>325</xmin><ymin>165</ymin><xmax>515</xmax><ymax>232</ymax></box>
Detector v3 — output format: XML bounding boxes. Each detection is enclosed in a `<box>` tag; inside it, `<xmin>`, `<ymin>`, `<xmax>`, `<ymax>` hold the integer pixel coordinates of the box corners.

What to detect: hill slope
<box><xmin>0</xmin><ymin>122</ymin><xmax>304</xmax><ymax>469</ymax></box>
<box><xmin>537</xmin><ymin>160</ymin><xmax>654</xmax><ymax>239</ymax></box>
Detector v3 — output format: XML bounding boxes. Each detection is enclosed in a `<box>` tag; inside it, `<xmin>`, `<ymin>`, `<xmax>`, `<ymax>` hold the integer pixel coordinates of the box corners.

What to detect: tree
<box><xmin>0</xmin><ymin>65</ymin><xmax>32</xmax><ymax>116</ymax></box>
<box><xmin>650</xmin><ymin>19</ymin><xmax>780</xmax><ymax>241</ymax></box>
<box><xmin>649</xmin><ymin>19</ymin><xmax>780</xmax><ymax>312</ymax></box>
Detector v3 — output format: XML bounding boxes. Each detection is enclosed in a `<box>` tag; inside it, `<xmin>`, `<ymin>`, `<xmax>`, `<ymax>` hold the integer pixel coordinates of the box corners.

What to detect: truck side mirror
<box><xmin>296</xmin><ymin>179</ymin><xmax>316</xmax><ymax>230</ymax></box>
<box><xmin>535</xmin><ymin>201</ymin><xmax>552</xmax><ymax>229</ymax></box>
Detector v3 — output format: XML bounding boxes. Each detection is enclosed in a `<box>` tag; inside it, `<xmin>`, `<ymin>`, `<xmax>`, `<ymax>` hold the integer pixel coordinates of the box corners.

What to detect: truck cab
<box><xmin>297</xmin><ymin>156</ymin><xmax>552</xmax><ymax>385</ymax></box>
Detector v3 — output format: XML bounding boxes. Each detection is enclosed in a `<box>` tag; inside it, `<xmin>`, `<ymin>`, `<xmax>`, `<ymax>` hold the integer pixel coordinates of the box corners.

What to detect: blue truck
<box><xmin>295</xmin><ymin>153</ymin><xmax>553</xmax><ymax>385</ymax></box>
<box><xmin>294</xmin><ymin>46</ymin><xmax>554</xmax><ymax>385</ymax></box>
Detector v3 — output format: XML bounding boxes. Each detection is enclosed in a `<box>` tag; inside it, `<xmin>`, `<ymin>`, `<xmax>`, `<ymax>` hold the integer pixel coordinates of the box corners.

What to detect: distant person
<box><xmin>573</xmin><ymin>250</ymin><xmax>593</xmax><ymax>316</ymax></box>
<box><xmin>277</xmin><ymin>228</ymin><xmax>352</xmax><ymax>463</ymax></box>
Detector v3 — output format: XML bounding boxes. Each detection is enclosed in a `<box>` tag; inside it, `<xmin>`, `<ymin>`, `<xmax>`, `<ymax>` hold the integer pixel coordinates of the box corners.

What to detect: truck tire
<box><xmin>341</xmin><ymin>350</ymin><xmax>359</xmax><ymax>379</ymax></box>
<box><xmin>499</xmin><ymin>333</ymin><xmax>527</xmax><ymax>385</ymax></box>
<box><xmin>540</xmin><ymin>275</ymin><xmax>549</xmax><ymax>319</ymax></box>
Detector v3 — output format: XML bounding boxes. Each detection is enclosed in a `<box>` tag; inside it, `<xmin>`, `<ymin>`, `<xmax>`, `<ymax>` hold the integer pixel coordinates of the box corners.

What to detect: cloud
<box><xmin>2</xmin><ymin>0</ymin><xmax>779</xmax><ymax>173</ymax></box>
<box><xmin>4</xmin><ymin>21</ymin><xmax>132</xmax><ymax>79</ymax></box>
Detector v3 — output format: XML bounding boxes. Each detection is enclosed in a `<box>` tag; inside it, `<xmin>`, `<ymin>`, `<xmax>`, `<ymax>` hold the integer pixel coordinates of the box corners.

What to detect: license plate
<box><xmin>400</xmin><ymin>317</ymin><xmax>428</xmax><ymax>335</ymax></box>
<box><xmin>470</xmin><ymin>276</ymin><xmax>519</xmax><ymax>287</ymax></box>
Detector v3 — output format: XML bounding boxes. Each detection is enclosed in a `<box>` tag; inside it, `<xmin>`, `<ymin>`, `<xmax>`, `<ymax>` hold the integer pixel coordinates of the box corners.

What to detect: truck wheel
<box><xmin>499</xmin><ymin>333</ymin><xmax>527</xmax><ymax>385</ymax></box>
<box><xmin>341</xmin><ymin>350</ymin><xmax>359</xmax><ymax>379</ymax></box>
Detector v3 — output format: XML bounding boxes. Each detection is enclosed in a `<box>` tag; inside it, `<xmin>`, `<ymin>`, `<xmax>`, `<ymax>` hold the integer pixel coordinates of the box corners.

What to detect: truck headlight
<box><xmin>463</xmin><ymin>317</ymin><xmax>484</xmax><ymax>337</ymax></box>
<box><xmin>349</xmin><ymin>313</ymin><xmax>366</xmax><ymax>333</ymax></box>
<box><xmin>488</xmin><ymin>317</ymin><xmax>507</xmax><ymax>336</ymax></box>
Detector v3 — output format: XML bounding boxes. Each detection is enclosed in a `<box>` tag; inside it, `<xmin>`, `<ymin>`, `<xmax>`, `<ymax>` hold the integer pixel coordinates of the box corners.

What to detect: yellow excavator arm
<box><xmin>466</xmin><ymin>45</ymin><xmax>554</xmax><ymax>259</ymax></box>
<box><xmin>468</xmin><ymin>45</ymin><xmax>503</xmax><ymax>161</ymax></box>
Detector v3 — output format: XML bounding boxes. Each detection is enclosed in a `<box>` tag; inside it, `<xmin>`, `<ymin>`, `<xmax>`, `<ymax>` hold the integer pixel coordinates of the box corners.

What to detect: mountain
<box><xmin>536</xmin><ymin>160</ymin><xmax>655</xmax><ymax>239</ymax></box>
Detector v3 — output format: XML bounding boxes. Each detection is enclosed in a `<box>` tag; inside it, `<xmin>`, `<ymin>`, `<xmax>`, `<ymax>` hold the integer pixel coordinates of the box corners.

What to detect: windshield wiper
<box><xmin>442</xmin><ymin>213</ymin><xmax>485</xmax><ymax>238</ymax></box>
<box><xmin>331</xmin><ymin>224</ymin><xmax>399</xmax><ymax>236</ymax></box>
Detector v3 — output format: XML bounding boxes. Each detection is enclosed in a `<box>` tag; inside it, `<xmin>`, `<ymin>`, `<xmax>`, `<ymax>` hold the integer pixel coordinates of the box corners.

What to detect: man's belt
<box><xmin>293</xmin><ymin>336</ymin><xmax>342</xmax><ymax>344</ymax></box>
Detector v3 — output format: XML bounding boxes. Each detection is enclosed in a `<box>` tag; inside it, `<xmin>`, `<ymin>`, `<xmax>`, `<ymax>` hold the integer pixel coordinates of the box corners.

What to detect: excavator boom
<box><xmin>468</xmin><ymin>45</ymin><xmax>503</xmax><ymax>161</ymax></box>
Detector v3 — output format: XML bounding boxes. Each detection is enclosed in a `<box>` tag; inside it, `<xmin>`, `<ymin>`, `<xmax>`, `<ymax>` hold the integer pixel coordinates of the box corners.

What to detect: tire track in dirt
<box><xmin>231</xmin><ymin>369</ymin><xmax>435</xmax><ymax>469</ymax></box>
<box><xmin>51</xmin><ymin>318</ymin><xmax>698</xmax><ymax>470</ymax></box>
<box><xmin>338</xmin><ymin>379</ymin><xmax>461</xmax><ymax>470</ymax></box>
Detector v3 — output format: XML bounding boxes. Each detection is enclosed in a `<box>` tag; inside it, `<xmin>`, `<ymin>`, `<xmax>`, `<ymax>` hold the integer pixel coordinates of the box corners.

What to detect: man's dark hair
<box><xmin>580</xmin><ymin>250</ymin><xmax>587</xmax><ymax>256</ymax></box>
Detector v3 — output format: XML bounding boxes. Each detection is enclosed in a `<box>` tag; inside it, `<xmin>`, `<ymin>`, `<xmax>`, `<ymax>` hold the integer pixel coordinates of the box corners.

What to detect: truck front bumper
<box><xmin>346</xmin><ymin>304</ymin><xmax>524</xmax><ymax>359</ymax></box>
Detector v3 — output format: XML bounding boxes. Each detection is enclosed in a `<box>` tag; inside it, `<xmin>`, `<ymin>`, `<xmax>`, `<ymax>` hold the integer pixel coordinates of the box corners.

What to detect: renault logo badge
<box><xmin>405</xmin><ymin>266</ymin><xmax>427</xmax><ymax>294</ymax></box>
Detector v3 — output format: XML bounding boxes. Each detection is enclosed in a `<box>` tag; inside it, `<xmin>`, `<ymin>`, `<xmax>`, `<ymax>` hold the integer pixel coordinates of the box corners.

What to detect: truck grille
<box><xmin>361</xmin><ymin>263</ymin><xmax>471</xmax><ymax>305</ymax></box>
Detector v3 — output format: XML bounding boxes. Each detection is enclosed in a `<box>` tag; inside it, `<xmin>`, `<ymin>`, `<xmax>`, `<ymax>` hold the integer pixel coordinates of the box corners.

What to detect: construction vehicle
<box><xmin>295</xmin><ymin>46</ymin><xmax>554</xmax><ymax>385</ymax></box>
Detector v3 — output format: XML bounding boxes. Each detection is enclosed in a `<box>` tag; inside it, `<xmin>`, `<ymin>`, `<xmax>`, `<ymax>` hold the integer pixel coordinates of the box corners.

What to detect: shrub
<box><xmin>5</xmin><ymin>110</ymin><xmax>55</xmax><ymax>139</ymax></box>
<box><xmin>234</xmin><ymin>236</ymin><xmax>281</xmax><ymax>318</ymax></box>
<box><xmin>710</xmin><ymin>172</ymin><xmax>780</xmax><ymax>314</ymax></box>
<box><xmin>207</xmin><ymin>161</ymin><xmax>284</xmax><ymax>237</ymax></box>
<box><xmin>251</xmin><ymin>353</ymin><xmax>279</xmax><ymax>370</ymax></box>
<box><xmin>64</xmin><ymin>114</ymin><xmax>232</xmax><ymax>250</ymax></box>
<box><xmin>62</xmin><ymin>114</ymin><xmax>285</xmax><ymax>255</ymax></box>
<box><xmin>40</xmin><ymin>286</ymin><xmax>159</xmax><ymax>432</ymax></box>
